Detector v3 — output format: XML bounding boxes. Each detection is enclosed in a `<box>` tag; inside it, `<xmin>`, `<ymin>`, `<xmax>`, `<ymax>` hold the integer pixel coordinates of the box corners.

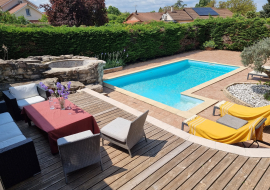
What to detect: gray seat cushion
<box><xmin>57</xmin><ymin>130</ymin><xmax>93</xmax><ymax>146</ymax></box>
<box><xmin>0</xmin><ymin>112</ymin><xmax>13</xmax><ymax>125</ymax></box>
<box><xmin>216</xmin><ymin>114</ymin><xmax>248</xmax><ymax>130</ymax></box>
<box><xmin>101</xmin><ymin>118</ymin><xmax>131</xmax><ymax>143</ymax></box>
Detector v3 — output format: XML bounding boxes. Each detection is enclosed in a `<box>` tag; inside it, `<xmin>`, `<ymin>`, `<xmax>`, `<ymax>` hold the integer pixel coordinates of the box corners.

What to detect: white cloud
<box><xmin>32</xmin><ymin>0</ymin><xmax>268</xmax><ymax>13</ymax></box>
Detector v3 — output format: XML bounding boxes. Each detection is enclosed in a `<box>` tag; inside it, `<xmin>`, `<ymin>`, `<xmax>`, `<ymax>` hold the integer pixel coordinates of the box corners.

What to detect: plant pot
<box><xmin>104</xmin><ymin>66</ymin><xmax>123</xmax><ymax>74</ymax></box>
<box><xmin>205</xmin><ymin>47</ymin><xmax>215</xmax><ymax>51</ymax></box>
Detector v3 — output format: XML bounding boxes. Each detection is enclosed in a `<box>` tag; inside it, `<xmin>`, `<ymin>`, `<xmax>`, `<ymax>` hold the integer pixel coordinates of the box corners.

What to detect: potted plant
<box><xmin>203</xmin><ymin>40</ymin><xmax>216</xmax><ymax>51</ymax></box>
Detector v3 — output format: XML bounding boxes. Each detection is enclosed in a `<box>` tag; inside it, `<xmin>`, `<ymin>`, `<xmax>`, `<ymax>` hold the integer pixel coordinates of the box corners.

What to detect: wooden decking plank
<box><xmin>224</xmin><ymin>157</ymin><xmax>260</xmax><ymax>189</ymax></box>
<box><xmin>32</xmin><ymin>129</ymin><xmax>169</xmax><ymax>190</ymax></box>
<box><xmin>239</xmin><ymin>158</ymin><xmax>270</xmax><ymax>190</ymax></box>
<box><xmin>147</xmin><ymin>145</ymin><xmax>209</xmax><ymax>190</ymax></box>
<box><xmin>178</xmin><ymin>151</ymin><xmax>228</xmax><ymax>189</ymax></box>
<box><xmin>254</xmin><ymin>164</ymin><xmax>270</xmax><ymax>190</ymax></box>
<box><xmin>133</xmin><ymin>143</ymin><xmax>200</xmax><ymax>190</ymax></box>
<box><xmin>117</xmin><ymin>141</ymin><xmax>192</xmax><ymax>190</ymax></box>
<box><xmin>207</xmin><ymin>155</ymin><xmax>248</xmax><ymax>190</ymax></box>
<box><xmin>162</xmin><ymin>148</ymin><xmax>218</xmax><ymax>190</ymax></box>
<box><xmin>98</xmin><ymin>138</ymin><xmax>187</xmax><ymax>190</ymax></box>
<box><xmin>66</xmin><ymin>132</ymin><xmax>175</xmax><ymax>190</ymax></box>
<box><xmin>93</xmin><ymin>107</ymin><xmax>118</xmax><ymax>117</ymax></box>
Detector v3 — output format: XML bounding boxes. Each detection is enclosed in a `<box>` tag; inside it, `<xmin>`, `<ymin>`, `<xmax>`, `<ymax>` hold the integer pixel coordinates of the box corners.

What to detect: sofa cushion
<box><xmin>0</xmin><ymin>121</ymin><xmax>26</xmax><ymax>149</ymax></box>
<box><xmin>17</xmin><ymin>96</ymin><xmax>45</xmax><ymax>110</ymax></box>
<box><xmin>101</xmin><ymin>118</ymin><xmax>131</xmax><ymax>143</ymax></box>
<box><xmin>9</xmin><ymin>83</ymin><xmax>39</xmax><ymax>100</ymax></box>
<box><xmin>0</xmin><ymin>112</ymin><xmax>13</xmax><ymax>125</ymax></box>
<box><xmin>57</xmin><ymin>130</ymin><xmax>93</xmax><ymax>146</ymax></box>
<box><xmin>0</xmin><ymin>135</ymin><xmax>26</xmax><ymax>149</ymax></box>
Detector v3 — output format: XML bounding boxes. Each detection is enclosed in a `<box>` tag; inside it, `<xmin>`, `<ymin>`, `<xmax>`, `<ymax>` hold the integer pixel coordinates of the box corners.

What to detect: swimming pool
<box><xmin>105</xmin><ymin>60</ymin><xmax>238</xmax><ymax>111</ymax></box>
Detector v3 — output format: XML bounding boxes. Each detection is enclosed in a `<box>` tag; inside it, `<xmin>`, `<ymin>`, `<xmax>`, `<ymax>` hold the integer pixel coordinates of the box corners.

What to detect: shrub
<box><xmin>96</xmin><ymin>50</ymin><xmax>127</xmax><ymax>69</ymax></box>
<box><xmin>203</xmin><ymin>40</ymin><xmax>216</xmax><ymax>48</ymax></box>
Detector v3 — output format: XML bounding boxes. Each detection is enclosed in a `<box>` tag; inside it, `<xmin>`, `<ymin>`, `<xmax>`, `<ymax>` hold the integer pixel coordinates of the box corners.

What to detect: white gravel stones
<box><xmin>227</xmin><ymin>83</ymin><xmax>270</xmax><ymax>107</ymax></box>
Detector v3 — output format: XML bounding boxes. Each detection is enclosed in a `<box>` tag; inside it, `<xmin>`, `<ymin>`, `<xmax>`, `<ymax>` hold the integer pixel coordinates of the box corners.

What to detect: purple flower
<box><xmin>56</xmin><ymin>82</ymin><xmax>62</xmax><ymax>89</ymax></box>
<box><xmin>39</xmin><ymin>82</ymin><xmax>48</xmax><ymax>90</ymax></box>
<box><xmin>48</xmin><ymin>89</ymin><xmax>54</xmax><ymax>94</ymax></box>
<box><xmin>124</xmin><ymin>49</ymin><xmax>126</xmax><ymax>52</ymax></box>
<box><xmin>67</xmin><ymin>81</ymin><xmax>71</xmax><ymax>90</ymax></box>
<box><xmin>127</xmin><ymin>54</ymin><xmax>128</xmax><ymax>57</ymax></box>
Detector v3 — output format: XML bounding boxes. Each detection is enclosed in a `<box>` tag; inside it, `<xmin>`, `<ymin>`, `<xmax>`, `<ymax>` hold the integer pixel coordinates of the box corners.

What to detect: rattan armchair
<box><xmin>101</xmin><ymin>110</ymin><xmax>149</xmax><ymax>157</ymax></box>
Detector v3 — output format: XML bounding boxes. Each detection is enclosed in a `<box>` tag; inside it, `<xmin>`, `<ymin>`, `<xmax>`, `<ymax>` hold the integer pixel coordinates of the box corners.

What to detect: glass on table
<box><xmin>49</xmin><ymin>97</ymin><xmax>55</xmax><ymax>110</ymax></box>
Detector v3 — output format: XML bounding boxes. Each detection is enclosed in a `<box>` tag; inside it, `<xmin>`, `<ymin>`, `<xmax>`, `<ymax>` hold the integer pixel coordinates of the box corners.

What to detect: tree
<box><xmin>241</xmin><ymin>37</ymin><xmax>270</xmax><ymax>78</ymax></box>
<box><xmin>260</xmin><ymin>0</ymin><xmax>270</xmax><ymax>18</ymax></box>
<box><xmin>195</xmin><ymin>0</ymin><xmax>211</xmax><ymax>7</ymax></box>
<box><xmin>150</xmin><ymin>10</ymin><xmax>156</xmax><ymax>12</ymax></box>
<box><xmin>218</xmin><ymin>1</ymin><xmax>227</xmax><ymax>8</ymax></box>
<box><xmin>38</xmin><ymin>14</ymin><xmax>49</xmax><ymax>22</ymax></box>
<box><xmin>0</xmin><ymin>11</ymin><xmax>29</xmax><ymax>24</ymax></box>
<box><xmin>108</xmin><ymin>12</ymin><xmax>130</xmax><ymax>23</ymax></box>
<box><xmin>158</xmin><ymin>7</ymin><xmax>163</xmax><ymax>12</ymax></box>
<box><xmin>245</xmin><ymin>10</ymin><xmax>256</xmax><ymax>18</ymax></box>
<box><xmin>206</xmin><ymin>0</ymin><xmax>216</xmax><ymax>7</ymax></box>
<box><xmin>107</xmin><ymin>5</ymin><xmax>121</xmax><ymax>15</ymax></box>
<box><xmin>40</xmin><ymin>0</ymin><xmax>108</xmax><ymax>27</ymax></box>
<box><xmin>174</xmin><ymin>0</ymin><xmax>187</xmax><ymax>8</ymax></box>
<box><xmin>225</xmin><ymin>0</ymin><xmax>256</xmax><ymax>15</ymax></box>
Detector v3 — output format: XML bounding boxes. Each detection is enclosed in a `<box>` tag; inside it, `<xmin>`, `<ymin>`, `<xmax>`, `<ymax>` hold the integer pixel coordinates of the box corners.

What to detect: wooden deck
<box><xmin>9</xmin><ymin>91</ymin><xmax>270</xmax><ymax>190</ymax></box>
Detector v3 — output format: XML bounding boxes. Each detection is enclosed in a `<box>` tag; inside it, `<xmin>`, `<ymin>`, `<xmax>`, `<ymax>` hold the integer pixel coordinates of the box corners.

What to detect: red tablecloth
<box><xmin>21</xmin><ymin>99</ymin><xmax>100</xmax><ymax>154</ymax></box>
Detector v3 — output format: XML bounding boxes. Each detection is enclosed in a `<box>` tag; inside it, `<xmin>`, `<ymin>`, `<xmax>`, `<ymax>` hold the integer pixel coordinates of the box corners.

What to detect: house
<box><xmin>124</xmin><ymin>11</ymin><xmax>163</xmax><ymax>24</ymax></box>
<box><xmin>162</xmin><ymin>7</ymin><xmax>233</xmax><ymax>23</ymax></box>
<box><xmin>0</xmin><ymin>0</ymin><xmax>43</xmax><ymax>22</ymax></box>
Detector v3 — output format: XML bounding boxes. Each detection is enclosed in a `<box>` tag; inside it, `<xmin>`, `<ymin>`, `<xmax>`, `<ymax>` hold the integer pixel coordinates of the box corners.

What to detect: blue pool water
<box><xmin>106</xmin><ymin>60</ymin><xmax>238</xmax><ymax>111</ymax></box>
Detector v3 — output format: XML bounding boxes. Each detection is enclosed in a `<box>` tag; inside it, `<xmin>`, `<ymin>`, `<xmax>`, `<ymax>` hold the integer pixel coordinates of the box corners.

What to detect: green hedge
<box><xmin>1</xmin><ymin>17</ymin><xmax>270</xmax><ymax>61</ymax></box>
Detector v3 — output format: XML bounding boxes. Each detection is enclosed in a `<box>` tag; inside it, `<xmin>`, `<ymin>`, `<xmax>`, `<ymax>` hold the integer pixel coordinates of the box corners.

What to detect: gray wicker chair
<box><xmin>101</xmin><ymin>110</ymin><xmax>149</xmax><ymax>158</ymax></box>
<box><xmin>57</xmin><ymin>131</ymin><xmax>103</xmax><ymax>184</ymax></box>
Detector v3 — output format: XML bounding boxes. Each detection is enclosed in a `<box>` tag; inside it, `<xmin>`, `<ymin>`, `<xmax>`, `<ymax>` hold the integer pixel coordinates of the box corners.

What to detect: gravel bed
<box><xmin>227</xmin><ymin>83</ymin><xmax>270</xmax><ymax>107</ymax></box>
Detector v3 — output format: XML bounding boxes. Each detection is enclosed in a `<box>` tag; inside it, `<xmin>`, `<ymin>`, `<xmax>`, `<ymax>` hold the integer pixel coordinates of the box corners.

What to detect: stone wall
<box><xmin>0</xmin><ymin>55</ymin><xmax>106</xmax><ymax>99</ymax></box>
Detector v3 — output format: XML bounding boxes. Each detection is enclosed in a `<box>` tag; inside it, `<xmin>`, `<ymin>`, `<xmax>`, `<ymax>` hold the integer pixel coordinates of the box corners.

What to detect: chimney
<box><xmin>135</xmin><ymin>10</ymin><xmax>137</xmax><ymax>15</ymax></box>
<box><xmin>171</xmin><ymin>6</ymin><xmax>173</xmax><ymax>12</ymax></box>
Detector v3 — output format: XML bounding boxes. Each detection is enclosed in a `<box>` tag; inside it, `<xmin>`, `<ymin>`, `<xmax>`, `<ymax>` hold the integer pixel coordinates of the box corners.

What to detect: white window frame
<box><xmin>26</xmin><ymin>8</ymin><xmax>31</xmax><ymax>16</ymax></box>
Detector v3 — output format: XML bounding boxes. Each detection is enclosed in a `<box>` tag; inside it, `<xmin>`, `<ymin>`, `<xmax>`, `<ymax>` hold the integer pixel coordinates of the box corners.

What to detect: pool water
<box><xmin>105</xmin><ymin>60</ymin><xmax>238</xmax><ymax>111</ymax></box>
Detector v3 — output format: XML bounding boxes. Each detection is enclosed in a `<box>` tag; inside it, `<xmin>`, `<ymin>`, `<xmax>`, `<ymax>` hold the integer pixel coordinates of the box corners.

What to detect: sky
<box><xmin>33</xmin><ymin>0</ymin><xmax>268</xmax><ymax>13</ymax></box>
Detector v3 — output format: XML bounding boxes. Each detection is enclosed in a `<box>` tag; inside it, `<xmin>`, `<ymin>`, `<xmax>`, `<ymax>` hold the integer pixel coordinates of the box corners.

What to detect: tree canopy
<box><xmin>174</xmin><ymin>0</ymin><xmax>187</xmax><ymax>8</ymax></box>
<box><xmin>0</xmin><ymin>11</ymin><xmax>29</xmax><ymax>24</ymax></box>
<box><xmin>260</xmin><ymin>0</ymin><xmax>270</xmax><ymax>18</ymax></box>
<box><xmin>196</xmin><ymin>0</ymin><xmax>211</xmax><ymax>7</ymax></box>
<box><xmin>107</xmin><ymin>6</ymin><xmax>121</xmax><ymax>16</ymax></box>
<box><xmin>40</xmin><ymin>0</ymin><xmax>108</xmax><ymax>26</ymax></box>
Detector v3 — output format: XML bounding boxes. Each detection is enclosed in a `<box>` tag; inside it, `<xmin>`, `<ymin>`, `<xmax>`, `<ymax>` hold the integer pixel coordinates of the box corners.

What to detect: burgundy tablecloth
<box><xmin>21</xmin><ymin>99</ymin><xmax>100</xmax><ymax>154</ymax></box>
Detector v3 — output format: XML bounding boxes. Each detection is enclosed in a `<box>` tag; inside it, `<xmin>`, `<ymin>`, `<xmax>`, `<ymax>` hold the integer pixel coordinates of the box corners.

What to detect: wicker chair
<box><xmin>57</xmin><ymin>131</ymin><xmax>103</xmax><ymax>184</ymax></box>
<box><xmin>101</xmin><ymin>110</ymin><xmax>149</xmax><ymax>158</ymax></box>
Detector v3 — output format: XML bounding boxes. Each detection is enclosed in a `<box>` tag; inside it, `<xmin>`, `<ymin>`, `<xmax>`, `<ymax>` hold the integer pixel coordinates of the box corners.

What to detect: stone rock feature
<box><xmin>0</xmin><ymin>54</ymin><xmax>105</xmax><ymax>85</ymax></box>
<box><xmin>61</xmin><ymin>81</ymin><xmax>85</xmax><ymax>93</ymax></box>
<box><xmin>226</xmin><ymin>83</ymin><xmax>270</xmax><ymax>107</ymax></box>
<box><xmin>86</xmin><ymin>84</ymin><xmax>103</xmax><ymax>93</ymax></box>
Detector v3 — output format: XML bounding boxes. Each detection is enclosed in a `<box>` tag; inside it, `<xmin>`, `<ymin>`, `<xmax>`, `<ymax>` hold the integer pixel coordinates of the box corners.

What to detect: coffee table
<box><xmin>21</xmin><ymin>99</ymin><xmax>100</xmax><ymax>154</ymax></box>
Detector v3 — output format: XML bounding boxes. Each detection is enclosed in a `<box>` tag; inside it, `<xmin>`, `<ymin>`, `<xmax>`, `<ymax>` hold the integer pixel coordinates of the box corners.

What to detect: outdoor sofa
<box><xmin>0</xmin><ymin>101</ymin><xmax>40</xmax><ymax>189</ymax></box>
<box><xmin>2</xmin><ymin>83</ymin><xmax>50</xmax><ymax>121</ymax></box>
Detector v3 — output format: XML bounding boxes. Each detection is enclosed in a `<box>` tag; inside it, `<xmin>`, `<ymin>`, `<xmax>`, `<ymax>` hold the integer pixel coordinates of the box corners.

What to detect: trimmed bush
<box><xmin>1</xmin><ymin>17</ymin><xmax>270</xmax><ymax>62</ymax></box>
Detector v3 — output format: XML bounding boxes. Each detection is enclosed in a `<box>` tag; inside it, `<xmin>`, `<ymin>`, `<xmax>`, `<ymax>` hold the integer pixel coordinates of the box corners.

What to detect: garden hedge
<box><xmin>1</xmin><ymin>17</ymin><xmax>270</xmax><ymax>62</ymax></box>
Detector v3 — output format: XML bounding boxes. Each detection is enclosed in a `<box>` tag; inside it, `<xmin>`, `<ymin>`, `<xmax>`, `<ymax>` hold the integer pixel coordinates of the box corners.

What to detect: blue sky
<box><xmin>33</xmin><ymin>0</ymin><xmax>267</xmax><ymax>13</ymax></box>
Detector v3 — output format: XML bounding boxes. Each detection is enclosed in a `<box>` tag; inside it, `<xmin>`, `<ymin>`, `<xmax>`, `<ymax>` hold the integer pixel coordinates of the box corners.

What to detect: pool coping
<box><xmin>81</xmin><ymin>88</ymin><xmax>270</xmax><ymax>158</ymax></box>
<box><xmin>103</xmin><ymin>58</ymin><xmax>246</xmax><ymax>119</ymax></box>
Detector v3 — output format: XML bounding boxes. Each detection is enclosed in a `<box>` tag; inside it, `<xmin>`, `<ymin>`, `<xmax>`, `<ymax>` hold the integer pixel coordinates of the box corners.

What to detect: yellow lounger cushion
<box><xmin>220</xmin><ymin>102</ymin><xmax>270</xmax><ymax>126</ymax></box>
<box><xmin>187</xmin><ymin>116</ymin><xmax>265</xmax><ymax>144</ymax></box>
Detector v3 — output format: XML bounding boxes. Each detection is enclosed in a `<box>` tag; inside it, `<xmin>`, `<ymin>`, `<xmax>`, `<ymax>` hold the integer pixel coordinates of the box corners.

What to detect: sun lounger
<box><xmin>182</xmin><ymin>115</ymin><xmax>266</xmax><ymax>146</ymax></box>
<box><xmin>247</xmin><ymin>66</ymin><xmax>270</xmax><ymax>80</ymax></box>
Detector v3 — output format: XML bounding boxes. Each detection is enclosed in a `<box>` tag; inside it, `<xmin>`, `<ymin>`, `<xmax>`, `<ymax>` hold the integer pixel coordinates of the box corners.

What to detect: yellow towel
<box><xmin>187</xmin><ymin>116</ymin><xmax>265</xmax><ymax>144</ymax></box>
<box><xmin>220</xmin><ymin>102</ymin><xmax>270</xmax><ymax>126</ymax></box>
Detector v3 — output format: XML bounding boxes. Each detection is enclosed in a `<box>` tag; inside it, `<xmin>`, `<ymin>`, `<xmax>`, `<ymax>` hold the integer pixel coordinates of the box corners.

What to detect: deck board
<box><xmin>7</xmin><ymin>91</ymin><xmax>270</xmax><ymax>190</ymax></box>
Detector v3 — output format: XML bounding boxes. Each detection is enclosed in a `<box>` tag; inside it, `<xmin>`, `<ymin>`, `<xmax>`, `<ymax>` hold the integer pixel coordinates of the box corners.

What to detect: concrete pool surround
<box><xmin>104</xmin><ymin>58</ymin><xmax>246</xmax><ymax>119</ymax></box>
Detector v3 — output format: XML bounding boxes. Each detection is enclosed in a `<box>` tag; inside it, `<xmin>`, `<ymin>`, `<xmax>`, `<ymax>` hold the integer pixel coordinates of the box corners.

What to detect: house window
<box><xmin>26</xmin><ymin>8</ymin><xmax>31</xmax><ymax>16</ymax></box>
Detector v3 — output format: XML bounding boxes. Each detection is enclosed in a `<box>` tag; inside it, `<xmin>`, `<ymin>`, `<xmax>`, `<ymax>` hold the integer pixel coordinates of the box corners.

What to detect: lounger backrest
<box><xmin>127</xmin><ymin>110</ymin><xmax>149</xmax><ymax>148</ymax></box>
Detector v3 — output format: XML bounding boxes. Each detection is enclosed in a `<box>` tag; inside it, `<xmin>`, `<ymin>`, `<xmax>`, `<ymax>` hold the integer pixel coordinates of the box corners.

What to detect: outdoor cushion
<box><xmin>57</xmin><ymin>130</ymin><xmax>93</xmax><ymax>146</ymax></box>
<box><xmin>17</xmin><ymin>96</ymin><xmax>45</xmax><ymax>110</ymax></box>
<box><xmin>0</xmin><ymin>135</ymin><xmax>26</xmax><ymax>149</ymax></box>
<box><xmin>9</xmin><ymin>83</ymin><xmax>39</xmax><ymax>100</ymax></box>
<box><xmin>101</xmin><ymin>118</ymin><xmax>131</xmax><ymax>143</ymax></box>
<box><xmin>0</xmin><ymin>121</ymin><xmax>25</xmax><ymax>146</ymax></box>
<box><xmin>0</xmin><ymin>112</ymin><xmax>13</xmax><ymax>125</ymax></box>
<box><xmin>216</xmin><ymin>114</ymin><xmax>248</xmax><ymax>130</ymax></box>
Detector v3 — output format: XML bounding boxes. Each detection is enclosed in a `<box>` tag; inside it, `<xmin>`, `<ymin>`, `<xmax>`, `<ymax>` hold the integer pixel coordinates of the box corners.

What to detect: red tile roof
<box><xmin>167</xmin><ymin>10</ymin><xmax>193</xmax><ymax>21</ymax></box>
<box><xmin>0</xmin><ymin>0</ymin><xmax>10</xmax><ymax>6</ymax></box>
<box><xmin>9</xmin><ymin>2</ymin><xmax>27</xmax><ymax>14</ymax></box>
<box><xmin>124</xmin><ymin>20</ymin><xmax>141</xmax><ymax>24</ymax></box>
<box><xmin>126</xmin><ymin>12</ymin><xmax>163</xmax><ymax>22</ymax></box>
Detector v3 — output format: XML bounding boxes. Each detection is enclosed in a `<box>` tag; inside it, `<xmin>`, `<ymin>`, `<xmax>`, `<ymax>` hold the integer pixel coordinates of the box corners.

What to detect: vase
<box><xmin>58</xmin><ymin>97</ymin><xmax>65</xmax><ymax>110</ymax></box>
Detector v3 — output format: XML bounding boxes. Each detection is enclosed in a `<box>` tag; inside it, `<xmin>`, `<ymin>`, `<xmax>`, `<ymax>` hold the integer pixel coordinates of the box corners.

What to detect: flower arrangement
<box><xmin>39</xmin><ymin>81</ymin><xmax>71</xmax><ymax>110</ymax></box>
